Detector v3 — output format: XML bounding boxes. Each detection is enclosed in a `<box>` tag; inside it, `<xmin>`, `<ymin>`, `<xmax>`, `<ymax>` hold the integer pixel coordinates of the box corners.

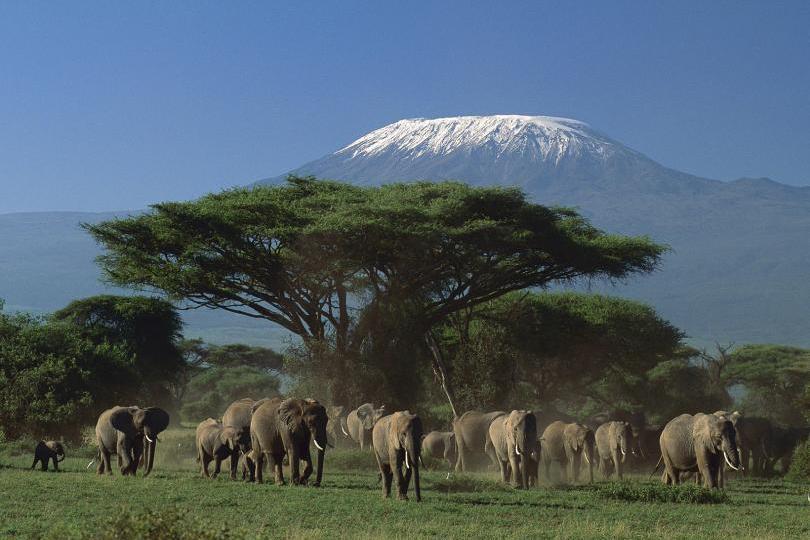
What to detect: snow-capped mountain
<box><xmin>258</xmin><ymin>115</ymin><xmax>810</xmax><ymax>346</ymax></box>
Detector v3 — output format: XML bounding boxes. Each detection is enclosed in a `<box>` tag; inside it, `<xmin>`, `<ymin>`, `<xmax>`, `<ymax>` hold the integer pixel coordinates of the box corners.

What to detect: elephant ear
<box><xmin>110</xmin><ymin>407</ymin><xmax>137</xmax><ymax>435</ymax></box>
<box><xmin>143</xmin><ymin>407</ymin><xmax>170</xmax><ymax>434</ymax></box>
<box><xmin>357</xmin><ymin>405</ymin><xmax>373</xmax><ymax>429</ymax></box>
<box><xmin>278</xmin><ymin>398</ymin><xmax>303</xmax><ymax>432</ymax></box>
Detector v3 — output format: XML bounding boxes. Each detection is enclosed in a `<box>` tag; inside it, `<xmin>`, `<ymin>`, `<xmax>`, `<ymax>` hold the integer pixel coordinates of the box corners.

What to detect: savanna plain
<box><xmin>1</xmin><ymin>427</ymin><xmax>807</xmax><ymax>540</ymax></box>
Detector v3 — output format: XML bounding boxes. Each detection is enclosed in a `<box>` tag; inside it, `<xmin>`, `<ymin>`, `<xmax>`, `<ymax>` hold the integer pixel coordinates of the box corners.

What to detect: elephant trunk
<box><xmin>405</xmin><ymin>435</ymin><xmax>421</xmax><ymax>501</ymax></box>
<box><xmin>144</xmin><ymin>438</ymin><xmax>156</xmax><ymax>476</ymax></box>
<box><xmin>721</xmin><ymin>436</ymin><xmax>742</xmax><ymax>471</ymax></box>
<box><xmin>315</xmin><ymin>448</ymin><xmax>325</xmax><ymax>486</ymax></box>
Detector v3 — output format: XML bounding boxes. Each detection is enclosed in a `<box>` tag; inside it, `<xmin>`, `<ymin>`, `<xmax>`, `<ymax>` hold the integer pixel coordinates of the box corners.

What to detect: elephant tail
<box><xmin>648</xmin><ymin>455</ymin><xmax>663</xmax><ymax>479</ymax></box>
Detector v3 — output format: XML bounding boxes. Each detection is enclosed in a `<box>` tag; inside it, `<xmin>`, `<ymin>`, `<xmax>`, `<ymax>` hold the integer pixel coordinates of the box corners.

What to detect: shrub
<box><xmin>596</xmin><ymin>482</ymin><xmax>729</xmax><ymax>504</ymax></box>
<box><xmin>432</xmin><ymin>474</ymin><xmax>511</xmax><ymax>493</ymax></box>
<box><xmin>786</xmin><ymin>441</ymin><xmax>810</xmax><ymax>481</ymax></box>
<box><xmin>96</xmin><ymin>508</ymin><xmax>232</xmax><ymax>540</ymax></box>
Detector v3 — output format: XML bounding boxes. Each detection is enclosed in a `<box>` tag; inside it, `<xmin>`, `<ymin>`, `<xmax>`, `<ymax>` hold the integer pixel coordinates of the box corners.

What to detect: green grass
<box><xmin>1</xmin><ymin>429</ymin><xmax>809</xmax><ymax>539</ymax></box>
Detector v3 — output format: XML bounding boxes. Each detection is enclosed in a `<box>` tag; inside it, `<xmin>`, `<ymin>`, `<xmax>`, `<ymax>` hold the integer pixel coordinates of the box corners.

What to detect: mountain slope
<box><xmin>260</xmin><ymin>115</ymin><xmax>810</xmax><ymax>346</ymax></box>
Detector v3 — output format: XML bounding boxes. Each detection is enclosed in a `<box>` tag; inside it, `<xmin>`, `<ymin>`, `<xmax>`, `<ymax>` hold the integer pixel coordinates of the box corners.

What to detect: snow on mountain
<box><xmin>335</xmin><ymin>115</ymin><xmax>620</xmax><ymax>165</ymax></box>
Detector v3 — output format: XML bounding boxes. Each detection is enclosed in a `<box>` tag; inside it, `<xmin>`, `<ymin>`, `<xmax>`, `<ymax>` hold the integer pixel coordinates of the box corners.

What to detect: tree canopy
<box><xmin>85</xmin><ymin>177</ymin><xmax>667</xmax><ymax>411</ymax></box>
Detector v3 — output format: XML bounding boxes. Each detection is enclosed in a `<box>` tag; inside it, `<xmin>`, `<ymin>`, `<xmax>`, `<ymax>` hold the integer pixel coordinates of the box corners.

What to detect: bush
<box><xmin>786</xmin><ymin>441</ymin><xmax>810</xmax><ymax>481</ymax></box>
<box><xmin>596</xmin><ymin>482</ymin><xmax>729</xmax><ymax>504</ymax></box>
<box><xmin>94</xmin><ymin>508</ymin><xmax>232</xmax><ymax>540</ymax></box>
<box><xmin>431</xmin><ymin>474</ymin><xmax>511</xmax><ymax>493</ymax></box>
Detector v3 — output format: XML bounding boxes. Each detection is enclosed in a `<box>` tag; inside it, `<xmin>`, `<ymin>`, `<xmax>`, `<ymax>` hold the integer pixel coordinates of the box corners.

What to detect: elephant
<box><xmin>325</xmin><ymin>405</ymin><xmax>350</xmax><ymax>447</ymax></box>
<box><xmin>195</xmin><ymin>418</ymin><xmax>247</xmax><ymax>479</ymax></box>
<box><xmin>222</xmin><ymin>397</ymin><xmax>271</xmax><ymax>480</ymax></box>
<box><xmin>659</xmin><ymin>413</ymin><xmax>741</xmax><ymax>489</ymax></box>
<box><xmin>735</xmin><ymin>416</ymin><xmax>773</xmax><ymax>475</ymax></box>
<box><xmin>346</xmin><ymin>403</ymin><xmax>386</xmax><ymax>450</ymax></box>
<box><xmin>488</xmin><ymin>410</ymin><xmax>538</xmax><ymax>488</ymax></box>
<box><xmin>763</xmin><ymin>425</ymin><xmax>810</xmax><ymax>474</ymax></box>
<box><xmin>30</xmin><ymin>440</ymin><xmax>65</xmax><ymax>471</ymax></box>
<box><xmin>251</xmin><ymin>397</ymin><xmax>329</xmax><ymax>486</ymax></box>
<box><xmin>541</xmin><ymin>421</ymin><xmax>595</xmax><ymax>484</ymax></box>
<box><xmin>372</xmin><ymin>410</ymin><xmax>423</xmax><ymax>501</ymax></box>
<box><xmin>452</xmin><ymin>410</ymin><xmax>506</xmax><ymax>472</ymax></box>
<box><xmin>95</xmin><ymin>406</ymin><xmax>170</xmax><ymax>476</ymax></box>
<box><xmin>421</xmin><ymin>431</ymin><xmax>457</xmax><ymax>475</ymax></box>
<box><xmin>595</xmin><ymin>421</ymin><xmax>633</xmax><ymax>480</ymax></box>
<box><xmin>713</xmin><ymin>410</ymin><xmax>742</xmax><ymax>486</ymax></box>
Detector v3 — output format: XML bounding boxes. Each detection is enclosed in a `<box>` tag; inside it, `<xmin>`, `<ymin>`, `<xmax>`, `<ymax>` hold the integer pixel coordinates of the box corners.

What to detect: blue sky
<box><xmin>1</xmin><ymin>1</ymin><xmax>809</xmax><ymax>213</ymax></box>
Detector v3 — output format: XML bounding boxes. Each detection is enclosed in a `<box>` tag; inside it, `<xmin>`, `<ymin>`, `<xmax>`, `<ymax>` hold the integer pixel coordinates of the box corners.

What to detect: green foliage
<box><xmin>727</xmin><ymin>344</ymin><xmax>810</xmax><ymax>425</ymax></box>
<box><xmin>180</xmin><ymin>366</ymin><xmax>280</xmax><ymax>422</ymax></box>
<box><xmin>98</xmin><ymin>508</ymin><xmax>232</xmax><ymax>540</ymax></box>
<box><xmin>85</xmin><ymin>177</ymin><xmax>666</xmax><ymax>406</ymax></box>
<box><xmin>0</xmin><ymin>310</ymin><xmax>129</xmax><ymax>440</ymax></box>
<box><xmin>442</xmin><ymin>291</ymin><xmax>684</xmax><ymax>415</ymax></box>
<box><xmin>596</xmin><ymin>482</ymin><xmax>729</xmax><ymax>504</ymax></box>
<box><xmin>52</xmin><ymin>295</ymin><xmax>186</xmax><ymax>412</ymax></box>
<box><xmin>786</xmin><ymin>441</ymin><xmax>810</xmax><ymax>481</ymax></box>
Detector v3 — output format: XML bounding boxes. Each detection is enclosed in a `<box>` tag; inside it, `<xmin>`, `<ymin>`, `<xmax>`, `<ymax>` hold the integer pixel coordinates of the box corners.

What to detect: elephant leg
<box><xmin>455</xmin><ymin>439</ymin><xmax>466</xmax><ymax>472</ymax></box>
<box><xmin>612</xmin><ymin>450</ymin><xmax>622</xmax><ymax>480</ymax></box>
<box><xmin>380</xmin><ymin>462</ymin><xmax>393</xmax><ymax>499</ymax></box>
<box><xmin>392</xmin><ymin>454</ymin><xmax>408</xmax><ymax>500</ymax></box>
<box><xmin>52</xmin><ymin>455</ymin><xmax>59</xmax><ymax>472</ymax></box>
<box><xmin>230</xmin><ymin>452</ymin><xmax>239</xmax><ymax>481</ymax></box>
<box><xmin>508</xmin><ymin>456</ymin><xmax>522</xmax><ymax>488</ymax></box>
<box><xmin>403</xmin><ymin>463</ymin><xmax>413</xmax><ymax>497</ymax></box>
<box><xmin>30</xmin><ymin>457</ymin><xmax>38</xmax><ymax>470</ymax></box>
<box><xmin>99</xmin><ymin>448</ymin><xmax>112</xmax><ymax>475</ymax></box>
<box><xmin>255</xmin><ymin>452</ymin><xmax>264</xmax><ymax>484</ymax></box>
<box><xmin>300</xmin><ymin>454</ymin><xmax>313</xmax><ymax>484</ymax></box>
<box><xmin>662</xmin><ymin>453</ymin><xmax>678</xmax><ymax>485</ymax></box>
<box><xmin>289</xmin><ymin>449</ymin><xmax>301</xmax><ymax>485</ymax></box>
<box><xmin>213</xmin><ymin>456</ymin><xmax>222</xmax><ymax>478</ymax></box>
<box><xmin>497</xmin><ymin>459</ymin><xmax>509</xmax><ymax>484</ymax></box>
<box><xmin>273</xmin><ymin>454</ymin><xmax>286</xmax><ymax>485</ymax></box>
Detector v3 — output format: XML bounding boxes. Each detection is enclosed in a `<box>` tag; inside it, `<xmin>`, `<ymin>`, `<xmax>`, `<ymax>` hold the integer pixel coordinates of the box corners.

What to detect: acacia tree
<box><xmin>85</xmin><ymin>177</ymin><xmax>665</xmax><ymax>414</ymax></box>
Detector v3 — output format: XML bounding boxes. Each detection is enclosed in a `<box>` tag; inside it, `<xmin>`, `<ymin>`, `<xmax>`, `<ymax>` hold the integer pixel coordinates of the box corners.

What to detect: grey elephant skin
<box><xmin>372</xmin><ymin>410</ymin><xmax>423</xmax><ymax>501</ymax></box>
<box><xmin>733</xmin><ymin>416</ymin><xmax>772</xmax><ymax>475</ymax></box>
<box><xmin>326</xmin><ymin>405</ymin><xmax>350</xmax><ymax>447</ymax></box>
<box><xmin>31</xmin><ymin>440</ymin><xmax>65</xmax><ymax>471</ymax></box>
<box><xmin>222</xmin><ymin>397</ymin><xmax>271</xmax><ymax>480</ymax></box>
<box><xmin>488</xmin><ymin>410</ymin><xmax>538</xmax><ymax>488</ymax></box>
<box><xmin>95</xmin><ymin>406</ymin><xmax>170</xmax><ymax>476</ymax></box>
<box><xmin>595</xmin><ymin>421</ymin><xmax>632</xmax><ymax>480</ymax></box>
<box><xmin>453</xmin><ymin>410</ymin><xmax>506</xmax><ymax>472</ymax></box>
<box><xmin>251</xmin><ymin>397</ymin><xmax>329</xmax><ymax>486</ymax></box>
<box><xmin>421</xmin><ymin>431</ymin><xmax>457</xmax><ymax>472</ymax></box>
<box><xmin>541</xmin><ymin>421</ymin><xmax>595</xmax><ymax>484</ymax></box>
<box><xmin>346</xmin><ymin>403</ymin><xmax>386</xmax><ymax>450</ymax></box>
<box><xmin>195</xmin><ymin>418</ymin><xmax>246</xmax><ymax>479</ymax></box>
<box><xmin>659</xmin><ymin>413</ymin><xmax>741</xmax><ymax>488</ymax></box>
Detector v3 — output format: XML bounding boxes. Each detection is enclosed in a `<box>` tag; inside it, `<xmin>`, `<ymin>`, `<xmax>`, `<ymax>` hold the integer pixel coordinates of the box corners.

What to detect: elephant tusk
<box><xmin>86</xmin><ymin>459</ymin><xmax>96</xmax><ymax>469</ymax></box>
<box><xmin>583</xmin><ymin>452</ymin><xmax>590</xmax><ymax>465</ymax></box>
<box><xmin>341</xmin><ymin>425</ymin><xmax>349</xmax><ymax>437</ymax></box>
<box><xmin>621</xmin><ymin>449</ymin><xmax>627</xmax><ymax>456</ymax></box>
<box><xmin>405</xmin><ymin>451</ymin><xmax>410</xmax><ymax>470</ymax></box>
<box><xmin>723</xmin><ymin>451</ymin><xmax>740</xmax><ymax>471</ymax></box>
<box><xmin>515</xmin><ymin>446</ymin><xmax>521</xmax><ymax>457</ymax></box>
<box><xmin>313</xmin><ymin>439</ymin><xmax>324</xmax><ymax>452</ymax></box>
<box><xmin>145</xmin><ymin>434</ymin><xmax>155</xmax><ymax>444</ymax></box>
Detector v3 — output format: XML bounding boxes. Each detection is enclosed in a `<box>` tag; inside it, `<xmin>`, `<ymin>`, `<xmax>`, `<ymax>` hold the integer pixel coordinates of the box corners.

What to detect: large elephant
<box><xmin>372</xmin><ymin>410</ymin><xmax>423</xmax><ymax>501</ymax></box>
<box><xmin>541</xmin><ymin>421</ymin><xmax>595</xmax><ymax>484</ymax></box>
<box><xmin>251</xmin><ymin>397</ymin><xmax>328</xmax><ymax>486</ymax></box>
<box><xmin>31</xmin><ymin>440</ymin><xmax>65</xmax><ymax>471</ymax></box>
<box><xmin>452</xmin><ymin>410</ymin><xmax>506</xmax><ymax>472</ymax></box>
<box><xmin>222</xmin><ymin>397</ymin><xmax>271</xmax><ymax>480</ymax></box>
<box><xmin>421</xmin><ymin>431</ymin><xmax>457</xmax><ymax>474</ymax></box>
<box><xmin>195</xmin><ymin>418</ymin><xmax>246</xmax><ymax>479</ymax></box>
<box><xmin>488</xmin><ymin>410</ymin><xmax>538</xmax><ymax>488</ymax></box>
<box><xmin>595</xmin><ymin>421</ymin><xmax>633</xmax><ymax>480</ymax></box>
<box><xmin>764</xmin><ymin>425</ymin><xmax>810</xmax><ymax>474</ymax></box>
<box><xmin>95</xmin><ymin>406</ymin><xmax>170</xmax><ymax>476</ymax></box>
<box><xmin>659</xmin><ymin>413</ymin><xmax>741</xmax><ymax>489</ymax></box>
<box><xmin>735</xmin><ymin>416</ymin><xmax>773</xmax><ymax>475</ymax></box>
<box><xmin>346</xmin><ymin>403</ymin><xmax>386</xmax><ymax>450</ymax></box>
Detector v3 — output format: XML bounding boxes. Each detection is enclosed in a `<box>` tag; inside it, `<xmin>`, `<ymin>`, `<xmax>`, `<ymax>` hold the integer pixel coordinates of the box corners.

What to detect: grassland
<box><xmin>1</xmin><ymin>428</ymin><xmax>808</xmax><ymax>539</ymax></box>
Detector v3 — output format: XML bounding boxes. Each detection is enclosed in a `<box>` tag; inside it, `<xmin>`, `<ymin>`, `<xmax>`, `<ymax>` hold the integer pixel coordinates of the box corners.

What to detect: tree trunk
<box><xmin>425</xmin><ymin>331</ymin><xmax>459</xmax><ymax>418</ymax></box>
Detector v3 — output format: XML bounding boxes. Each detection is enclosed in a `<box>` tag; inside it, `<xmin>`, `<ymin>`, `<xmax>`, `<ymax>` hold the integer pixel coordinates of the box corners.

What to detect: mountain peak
<box><xmin>335</xmin><ymin>114</ymin><xmax>616</xmax><ymax>165</ymax></box>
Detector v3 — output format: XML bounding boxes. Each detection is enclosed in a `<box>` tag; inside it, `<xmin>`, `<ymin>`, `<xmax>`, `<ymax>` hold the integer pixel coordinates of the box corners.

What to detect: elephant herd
<box><xmin>29</xmin><ymin>399</ymin><xmax>809</xmax><ymax>499</ymax></box>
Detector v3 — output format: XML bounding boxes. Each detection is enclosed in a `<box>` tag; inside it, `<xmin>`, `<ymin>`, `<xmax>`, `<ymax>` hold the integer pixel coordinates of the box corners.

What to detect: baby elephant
<box><xmin>196</xmin><ymin>418</ymin><xmax>246</xmax><ymax>479</ymax></box>
<box><xmin>31</xmin><ymin>440</ymin><xmax>65</xmax><ymax>471</ymax></box>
